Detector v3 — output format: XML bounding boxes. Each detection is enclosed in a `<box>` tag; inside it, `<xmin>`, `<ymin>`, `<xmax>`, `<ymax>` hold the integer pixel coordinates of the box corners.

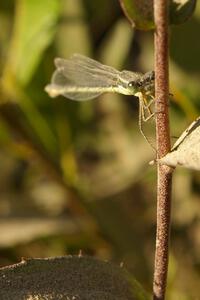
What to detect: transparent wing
<box><xmin>45</xmin><ymin>54</ymin><xmax>121</xmax><ymax>101</ymax></box>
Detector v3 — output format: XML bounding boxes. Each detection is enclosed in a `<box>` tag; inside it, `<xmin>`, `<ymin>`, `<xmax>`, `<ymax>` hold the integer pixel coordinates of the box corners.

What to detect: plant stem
<box><xmin>153</xmin><ymin>1</ymin><xmax>174</xmax><ymax>299</ymax></box>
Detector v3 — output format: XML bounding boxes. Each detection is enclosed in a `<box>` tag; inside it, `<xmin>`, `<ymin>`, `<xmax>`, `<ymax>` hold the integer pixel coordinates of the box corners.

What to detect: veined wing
<box><xmin>45</xmin><ymin>54</ymin><xmax>121</xmax><ymax>101</ymax></box>
<box><xmin>61</xmin><ymin>54</ymin><xmax>120</xmax><ymax>77</ymax></box>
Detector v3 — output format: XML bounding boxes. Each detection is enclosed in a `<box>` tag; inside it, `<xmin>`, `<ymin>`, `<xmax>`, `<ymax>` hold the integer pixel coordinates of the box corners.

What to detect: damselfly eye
<box><xmin>128</xmin><ymin>81</ymin><xmax>142</xmax><ymax>88</ymax></box>
<box><xmin>128</xmin><ymin>81</ymin><xmax>134</xmax><ymax>87</ymax></box>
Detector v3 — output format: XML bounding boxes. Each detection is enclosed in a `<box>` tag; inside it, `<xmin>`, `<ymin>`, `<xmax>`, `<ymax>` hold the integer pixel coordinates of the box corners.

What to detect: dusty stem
<box><xmin>153</xmin><ymin>1</ymin><xmax>174</xmax><ymax>299</ymax></box>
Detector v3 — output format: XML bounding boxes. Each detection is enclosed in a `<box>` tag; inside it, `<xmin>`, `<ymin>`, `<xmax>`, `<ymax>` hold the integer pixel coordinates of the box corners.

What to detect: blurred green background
<box><xmin>0</xmin><ymin>0</ymin><xmax>200</xmax><ymax>298</ymax></box>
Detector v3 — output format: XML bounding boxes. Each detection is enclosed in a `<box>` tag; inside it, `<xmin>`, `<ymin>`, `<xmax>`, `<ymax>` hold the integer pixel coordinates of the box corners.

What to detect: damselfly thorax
<box><xmin>45</xmin><ymin>54</ymin><xmax>155</xmax><ymax>146</ymax></box>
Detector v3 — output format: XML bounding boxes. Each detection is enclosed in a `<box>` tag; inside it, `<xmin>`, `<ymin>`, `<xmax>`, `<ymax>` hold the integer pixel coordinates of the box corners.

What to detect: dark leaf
<box><xmin>0</xmin><ymin>256</ymin><xmax>149</xmax><ymax>300</ymax></box>
<box><xmin>119</xmin><ymin>0</ymin><xmax>196</xmax><ymax>30</ymax></box>
<box><xmin>170</xmin><ymin>0</ymin><xmax>196</xmax><ymax>24</ymax></box>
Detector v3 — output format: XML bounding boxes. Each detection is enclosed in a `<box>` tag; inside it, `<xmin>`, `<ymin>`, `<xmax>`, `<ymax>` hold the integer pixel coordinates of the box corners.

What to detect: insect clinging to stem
<box><xmin>45</xmin><ymin>54</ymin><xmax>155</xmax><ymax>146</ymax></box>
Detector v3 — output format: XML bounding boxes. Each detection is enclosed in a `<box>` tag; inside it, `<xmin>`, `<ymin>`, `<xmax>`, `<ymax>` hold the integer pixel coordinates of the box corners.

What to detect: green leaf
<box><xmin>4</xmin><ymin>0</ymin><xmax>60</xmax><ymax>86</ymax></box>
<box><xmin>119</xmin><ymin>0</ymin><xmax>196</xmax><ymax>30</ymax></box>
<box><xmin>119</xmin><ymin>0</ymin><xmax>154</xmax><ymax>30</ymax></box>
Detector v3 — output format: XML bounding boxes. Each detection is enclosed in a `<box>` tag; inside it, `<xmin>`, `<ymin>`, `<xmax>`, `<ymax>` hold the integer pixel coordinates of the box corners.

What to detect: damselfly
<box><xmin>45</xmin><ymin>54</ymin><xmax>155</xmax><ymax>145</ymax></box>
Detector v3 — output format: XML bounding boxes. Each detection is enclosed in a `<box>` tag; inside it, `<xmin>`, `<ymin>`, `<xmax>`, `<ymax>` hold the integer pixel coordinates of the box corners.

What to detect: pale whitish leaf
<box><xmin>159</xmin><ymin>117</ymin><xmax>200</xmax><ymax>170</ymax></box>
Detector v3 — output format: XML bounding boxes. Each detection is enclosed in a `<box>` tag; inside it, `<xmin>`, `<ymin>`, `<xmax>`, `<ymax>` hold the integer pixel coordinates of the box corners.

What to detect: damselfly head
<box><xmin>142</xmin><ymin>71</ymin><xmax>155</xmax><ymax>85</ymax></box>
<box><xmin>128</xmin><ymin>79</ymin><xmax>143</xmax><ymax>93</ymax></box>
<box><xmin>128</xmin><ymin>71</ymin><xmax>155</xmax><ymax>95</ymax></box>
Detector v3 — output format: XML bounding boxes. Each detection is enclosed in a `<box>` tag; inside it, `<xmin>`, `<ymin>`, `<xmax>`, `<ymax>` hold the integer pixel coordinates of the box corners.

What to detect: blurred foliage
<box><xmin>0</xmin><ymin>0</ymin><xmax>199</xmax><ymax>299</ymax></box>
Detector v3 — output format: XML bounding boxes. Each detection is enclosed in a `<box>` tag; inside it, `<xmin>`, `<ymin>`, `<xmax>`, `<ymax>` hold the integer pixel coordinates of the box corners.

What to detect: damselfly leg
<box><xmin>137</xmin><ymin>92</ymin><xmax>155</xmax><ymax>150</ymax></box>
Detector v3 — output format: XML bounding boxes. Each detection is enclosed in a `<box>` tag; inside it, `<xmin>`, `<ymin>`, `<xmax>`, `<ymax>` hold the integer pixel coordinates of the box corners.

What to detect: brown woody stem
<box><xmin>153</xmin><ymin>1</ymin><xmax>174</xmax><ymax>299</ymax></box>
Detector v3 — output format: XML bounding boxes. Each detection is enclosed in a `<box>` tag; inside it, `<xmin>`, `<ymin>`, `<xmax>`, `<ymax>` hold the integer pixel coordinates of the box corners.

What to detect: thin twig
<box><xmin>153</xmin><ymin>1</ymin><xmax>174</xmax><ymax>299</ymax></box>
